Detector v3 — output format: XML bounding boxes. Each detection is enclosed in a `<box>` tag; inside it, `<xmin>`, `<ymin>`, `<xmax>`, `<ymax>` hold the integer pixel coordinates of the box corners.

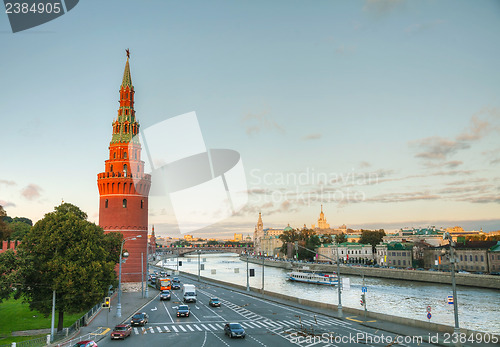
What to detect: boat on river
<box><xmin>286</xmin><ymin>268</ymin><xmax>338</xmax><ymax>285</ymax></box>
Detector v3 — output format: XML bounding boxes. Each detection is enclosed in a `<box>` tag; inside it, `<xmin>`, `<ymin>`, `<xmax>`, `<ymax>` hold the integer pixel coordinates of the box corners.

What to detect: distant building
<box><xmin>317</xmin><ymin>242</ymin><xmax>373</xmax><ymax>263</ymax></box>
<box><xmin>383</xmin><ymin>227</ymin><xmax>445</xmax><ymax>247</ymax></box>
<box><xmin>424</xmin><ymin>240</ymin><xmax>498</xmax><ymax>272</ymax></box>
<box><xmin>312</xmin><ymin>205</ymin><xmax>330</xmax><ymax>230</ymax></box>
<box><xmin>489</xmin><ymin>241</ymin><xmax>500</xmax><ymax>273</ymax></box>
<box><xmin>234</xmin><ymin>233</ymin><xmax>243</xmax><ymax>242</ymax></box>
<box><xmin>311</xmin><ymin>205</ymin><xmax>349</xmax><ymax>236</ymax></box>
<box><xmin>253</xmin><ymin>212</ymin><xmax>285</xmax><ymax>254</ymax></box>
<box><xmin>377</xmin><ymin>242</ymin><xmax>414</xmax><ymax>268</ymax></box>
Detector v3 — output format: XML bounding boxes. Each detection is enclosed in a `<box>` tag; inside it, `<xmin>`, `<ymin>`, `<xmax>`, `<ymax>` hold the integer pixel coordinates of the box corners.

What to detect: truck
<box><xmin>183</xmin><ymin>284</ymin><xmax>197</xmax><ymax>303</ymax></box>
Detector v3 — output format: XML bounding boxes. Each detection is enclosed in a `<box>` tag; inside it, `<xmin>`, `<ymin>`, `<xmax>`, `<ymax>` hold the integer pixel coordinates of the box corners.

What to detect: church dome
<box><xmin>283</xmin><ymin>224</ymin><xmax>293</xmax><ymax>232</ymax></box>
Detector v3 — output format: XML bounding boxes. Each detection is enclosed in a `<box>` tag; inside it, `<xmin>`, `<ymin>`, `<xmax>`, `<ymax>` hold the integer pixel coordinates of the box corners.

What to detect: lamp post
<box><xmin>246</xmin><ymin>248</ymin><xmax>250</xmax><ymax>292</ymax></box>
<box><xmin>336</xmin><ymin>241</ymin><xmax>343</xmax><ymax>317</ymax></box>
<box><xmin>443</xmin><ymin>232</ymin><xmax>461</xmax><ymax>346</ymax></box>
<box><xmin>197</xmin><ymin>250</ymin><xmax>201</xmax><ymax>282</ymax></box>
<box><xmin>117</xmin><ymin>235</ymin><xmax>142</xmax><ymax>318</ymax></box>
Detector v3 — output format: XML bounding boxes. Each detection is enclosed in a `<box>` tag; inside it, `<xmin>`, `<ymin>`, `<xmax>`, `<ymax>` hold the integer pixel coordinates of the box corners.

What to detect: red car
<box><xmin>110</xmin><ymin>324</ymin><xmax>132</xmax><ymax>340</ymax></box>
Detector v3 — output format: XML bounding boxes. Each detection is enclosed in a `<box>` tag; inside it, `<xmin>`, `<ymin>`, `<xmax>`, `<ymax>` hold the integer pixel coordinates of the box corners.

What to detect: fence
<box><xmin>3</xmin><ymin>300</ymin><xmax>103</xmax><ymax>347</ymax></box>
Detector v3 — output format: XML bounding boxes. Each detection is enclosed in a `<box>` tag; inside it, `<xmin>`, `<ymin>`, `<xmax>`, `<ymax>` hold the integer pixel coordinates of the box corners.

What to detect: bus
<box><xmin>156</xmin><ymin>277</ymin><xmax>172</xmax><ymax>291</ymax></box>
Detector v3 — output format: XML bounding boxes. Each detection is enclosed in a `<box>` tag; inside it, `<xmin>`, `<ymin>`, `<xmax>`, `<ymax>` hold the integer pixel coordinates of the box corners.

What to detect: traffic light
<box><xmin>103</xmin><ymin>296</ymin><xmax>111</xmax><ymax>308</ymax></box>
<box><xmin>249</xmin><ymin>269</ymin><xmax>255</xmax><ymax>277</ymax></box>
<box><xmin>360</xmin><ymin>294</ymin><xmax>365</xmax><ymax>306</ymax></box>
<box><xmin>178</xmin><ymin>261</ymin><xmax>183</xmax><ymax>266</ymax></box>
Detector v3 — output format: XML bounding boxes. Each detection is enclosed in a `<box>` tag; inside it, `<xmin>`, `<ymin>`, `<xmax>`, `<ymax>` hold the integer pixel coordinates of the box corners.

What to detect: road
<box><xmin>97</xmin><ymin>273</ymin><xmax>441</xmax><ymax>347</ymax></box>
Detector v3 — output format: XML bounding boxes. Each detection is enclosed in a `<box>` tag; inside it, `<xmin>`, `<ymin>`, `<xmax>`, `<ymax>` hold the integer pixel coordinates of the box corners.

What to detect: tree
<box><xmin>319</xmin><ymin>235</ymin><xmax>333</xmax><ymax>244</ymax></box>
<box><xmin>0</xmin><ymin>206</ymin><xmax>12</xmax><ymax>242</ymax></box>
<box><xmin>335</xmin><ymin>232</ymin><xmax>347</xmax><ymax>244</ymax></box>
<box><xmin>279</xmin><ymin>228</ymin><xmax>299</xmax><ymax>256</ymax></box>
<box><xmin>17</xmin><ymin>203</ymin><xmax>122</xmax><ymax>331</ymax></box>
<box><xmin>358</xmin><ymin>229</ymin><xmax>386</xmax><ymax>252</ymax></box>
<box><xmin>7</xmin><ymin>221</ymin><xmax>31</xmax><ymax>240</ymax></box>
<box><xmin>0</xmin><ymin>250</ymin><xmax>20</xmax><ymax>303</ymax></box>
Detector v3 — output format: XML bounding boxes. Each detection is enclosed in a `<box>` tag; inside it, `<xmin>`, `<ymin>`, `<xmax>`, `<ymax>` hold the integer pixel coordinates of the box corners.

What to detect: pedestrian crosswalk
<box><xmin>132</xmin><ymin>316</ymin><xmax>350</xmax><ymax>335</ymax></box>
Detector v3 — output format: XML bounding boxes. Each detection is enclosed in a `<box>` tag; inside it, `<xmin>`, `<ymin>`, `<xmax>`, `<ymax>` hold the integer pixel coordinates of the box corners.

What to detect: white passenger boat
<box><xmin>286</xmin><ymin>269</ymin><xmax>338</xmax><ymax>285</ymax></box>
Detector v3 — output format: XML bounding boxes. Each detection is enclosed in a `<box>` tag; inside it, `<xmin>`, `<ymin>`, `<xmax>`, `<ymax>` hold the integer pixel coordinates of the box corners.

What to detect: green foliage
<box><xmin>358</xmin><ymin>229</ymin><xmax>386</xmax><ymax>251</ymax></box>
<box><xmin>7</xmin><ymin>221</ymin><xmax>31</xmax><ymax>240</ymax></box>
<box><xmin>16</xmin><ymin>203</ymin><xmax>122</xmax><ymax>330</ymax></box>
<box><xmin>334</xmin><ymin>232</ymin><xmax>347</xmax><ymax>244</ymax></box>
<box><xmin>0</xmin><ymin>250</ymin><xmax>20</xmax><ymax>303</ymax></box>
<box><xmin>12</xmin><ymin>217</ymin><xmax>33</xmax><ymax>226</ymax></box>
<box><xmin>320</xmin><ymin>235</ymin><xmax>333</xmax><ymax>244</ymax></box>
<box><xmin>279</xmin><ymin>228</ymin><xmax>321</xmax><ymax>260</ymax></box>
<box><xmin>0</xmin><ymin>206</ymin><xmax>12</xmax><ymax>242</ymax></box>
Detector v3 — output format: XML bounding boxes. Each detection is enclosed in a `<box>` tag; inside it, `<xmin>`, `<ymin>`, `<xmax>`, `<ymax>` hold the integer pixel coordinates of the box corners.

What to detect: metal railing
<box><xmin>4</xmin><ymin>299</ymin><xmax>104</xmax><ymax>347</ymax></box>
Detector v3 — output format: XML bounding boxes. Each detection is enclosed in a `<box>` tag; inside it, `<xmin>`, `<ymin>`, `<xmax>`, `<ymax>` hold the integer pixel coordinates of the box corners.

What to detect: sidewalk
<box><xmin>61</xmin><ymin>288</ymin><xmax>157</xmax><ymax>345</ymax></box>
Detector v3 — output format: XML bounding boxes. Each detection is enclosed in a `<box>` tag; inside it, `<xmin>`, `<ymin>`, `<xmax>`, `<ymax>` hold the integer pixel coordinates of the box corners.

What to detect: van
<box><xmin>183</xmin><ymin>284</ymin><xmax>196</xmax><ymax>303</ymax></box>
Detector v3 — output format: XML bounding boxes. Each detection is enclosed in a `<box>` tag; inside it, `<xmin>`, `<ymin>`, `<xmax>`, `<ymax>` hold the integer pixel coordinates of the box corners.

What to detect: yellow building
<box><xmin>311</xmin><ymin>205</ymin><xmax>330</xmax><ymax>229</ymax></box>
<box><xmin>234</xmin><ymin>233</ymin><xmax>243</xmax><ymax>242</ymax></box>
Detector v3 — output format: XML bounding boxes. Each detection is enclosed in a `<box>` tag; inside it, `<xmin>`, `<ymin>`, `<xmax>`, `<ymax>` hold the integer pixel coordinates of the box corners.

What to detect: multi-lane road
<box><xmin>97</xmin><ymin>273</ymin><xmax>443</xmax><ymax>347</ymax></box>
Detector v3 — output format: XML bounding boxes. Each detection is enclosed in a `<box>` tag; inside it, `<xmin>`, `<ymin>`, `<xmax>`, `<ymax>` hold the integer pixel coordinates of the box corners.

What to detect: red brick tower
<box><xmin>97</xmin><ymin>53</ymin><xmax>151</xmax><ymax>284</ymax></box>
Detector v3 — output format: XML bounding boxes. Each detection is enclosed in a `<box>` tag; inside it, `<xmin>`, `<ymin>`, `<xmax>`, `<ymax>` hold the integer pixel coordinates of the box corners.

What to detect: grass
<box><xmin>0</xmin><ymin>297</ymin><xmax>86</xmax><ymax>343</ymax></box>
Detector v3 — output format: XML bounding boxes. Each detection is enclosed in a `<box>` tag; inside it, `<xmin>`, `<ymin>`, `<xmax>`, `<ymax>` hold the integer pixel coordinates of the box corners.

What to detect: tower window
<box><xmin>105</xmin><ymin>199</ymin><xmax>108</xmax><ymax>208</ymax></box>
<box><xmin>123</xmin><ymin>199</ymin><xmax>127</xmax><ymax>208</ymax></box>
<box><xmin>141</xmin><ymin>200</ymin><xmax>144</xmax><ymax>209</ymax></box>
<box><xmin>110</xmin><ymin>164</ymin><xmax>113</xmax><ymax>172</ymax></box>
<box><xmin>124</xmin><ymin>152</ymin><xmax>127</xmax><ymax>159</ymax></box>
<box><xmin>123</xmin><ymin>164</ymin><xmax>128</xmax><ymax>177</ymax></box>
<box><xmin>113</xmin><ymin>152</ymin><xmax>116</xmax><ymax>159</ymax></box>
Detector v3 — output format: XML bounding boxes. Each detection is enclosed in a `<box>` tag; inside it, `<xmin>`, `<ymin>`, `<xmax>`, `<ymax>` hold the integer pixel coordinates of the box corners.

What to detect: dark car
<box><xmin>110</xmin><ymin>324</ymin><xmax>132</xmax><ymax>340</ymax></box>
<box><xmin>177</xmin><ymin>305</ymin><xmax>190</xmax><ymax>317</ymax></box>
<box><xmin>160</xmin><ymin>290</ymin><xmax>171</xmax><ymax>301</ymax></box>
<box><xmin>172</xmin><ymin>283</ymin><xmax>181</xmax><ymax>290</ymax></box>
<box><xmin>73</xmin><ymin>341</ymin><xmax>98</xmax><ymax>347</ymax></box>
<box><xmin>131</xmin><ymin>312</ymin><xmax>149</xmax><ymax>326</ymax></box>
<box><xmin>209</xmin><ymin>298</ymin><xmax>221</xmax><ymax>307</ymax></box>
<box><xmin>224</xmin><ymin>322</ymin><xmax>245</xmax><ymax>338</ymax></box>
<box><xmin>173</xmin><ymin>277</ymin><xmax>180</xmax><ymax>283</ymax></box>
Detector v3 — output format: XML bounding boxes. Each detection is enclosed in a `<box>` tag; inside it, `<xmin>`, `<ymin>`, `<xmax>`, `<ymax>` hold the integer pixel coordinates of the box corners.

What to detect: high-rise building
<box><xmin>97</xmin><ymin>53</ymin><xmax>151</xmax><ymax>284</ymax></box>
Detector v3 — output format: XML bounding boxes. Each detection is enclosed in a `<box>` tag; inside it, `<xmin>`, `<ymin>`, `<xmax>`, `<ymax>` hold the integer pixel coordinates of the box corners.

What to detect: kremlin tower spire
<box><xmin>97</xmin><ymin>50</ymin><xmax>151</xmax><ymax>285</ymax></box>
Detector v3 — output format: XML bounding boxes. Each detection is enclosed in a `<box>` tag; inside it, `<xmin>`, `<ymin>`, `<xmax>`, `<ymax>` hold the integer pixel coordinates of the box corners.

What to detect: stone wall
<box><xmin>241</xmin><ymin>257</ymin><xmax>500</xmax><ymax>289</ymax></box>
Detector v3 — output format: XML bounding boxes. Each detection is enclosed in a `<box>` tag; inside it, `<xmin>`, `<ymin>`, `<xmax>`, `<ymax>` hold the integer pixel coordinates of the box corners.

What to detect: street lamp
<box><xmin>336</xmin><ymin>241</ymin><xmax>343</xmax><ymax>317</ymax></box>
<box><xmin>197</xmin><ymin>249</ymin><xmax>201</xmax><ymax>282</ymax></box>
<box><xmin>117</xmin><ymin>235</ymin><xmax>142</xmax><ymax>318</ymax></box>
<box><xmin>443</xmin><ymin>232</ymin><xmax>461</xmax><ymax>346</ymax></box>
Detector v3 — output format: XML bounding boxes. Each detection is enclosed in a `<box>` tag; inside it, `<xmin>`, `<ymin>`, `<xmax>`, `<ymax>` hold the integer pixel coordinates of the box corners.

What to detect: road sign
<box><xmin>427</xmin><ymin>312</ymin><xmax>432</xmax><ymax>320</ymax></box>
<box><xmin>427</xmin><ymin>305</ymin><xmax>431</xmax><ymax>312</ymax></box>
<box><xmin>362</xmin><ymin>286</ymin><xmax>367</xmax><ymax>293</ymax></box>
<box><xmin>447</xmin><ymin>295</ymin><xmax>453</xmax><ymax>304</ymax></box>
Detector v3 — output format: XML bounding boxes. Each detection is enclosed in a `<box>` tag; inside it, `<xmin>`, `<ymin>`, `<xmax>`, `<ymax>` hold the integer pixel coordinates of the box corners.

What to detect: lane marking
<box><xmin>178</xmin><ymin>325</ymin><xmax>187</xmax><ymax>332</ymax></box>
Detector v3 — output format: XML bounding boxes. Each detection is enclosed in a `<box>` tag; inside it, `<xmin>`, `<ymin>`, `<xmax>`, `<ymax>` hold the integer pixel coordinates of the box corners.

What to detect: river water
<box><xmin>159</xmin><ymin>253</ymin><xmax>499</xmax><ymax>335</ymax></box>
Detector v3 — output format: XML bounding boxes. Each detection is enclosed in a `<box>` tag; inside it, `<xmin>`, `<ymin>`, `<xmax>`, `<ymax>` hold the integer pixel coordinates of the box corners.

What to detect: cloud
<box><xmin>242</xmin><ymin>112</ymin><xmax>284</xmax><ymax>136</ymax></box>
<box><xmin>456</xmin><ymin>116</ymin><xmax>490</xmax><ymax>141</ymax></box>
<box><xmin>302</xmin><ymin>133</ymin><xmax>322</xmax><ymax>141</ymax></box>
<box><xmin>412</xmin><ymin>136</ymin><xmax>469</xmax><ymax>160</ymax></box>
<box><xmin>359</xmin><ymin>161</ymin><xmax>372</xmax><ymax>169</ymax></box>
<box><xmin>410</xmin><ymin>114</ymin><xmax>495</xmax><ymax>165</ymax></box>
<box><xmin>0</xmin><ymin>180</ymin><xmax>16</xmax><ymax>186</ymax></box>
<box><xmin>0</xmin><ymin>200</ymin><xmax>16</xmax><ymax>208</ymax></box>
<box><xmin>21</xmin><ymin>184</ymin><xmax>42</xmax><ymax>200</ymax></box>
<box><xmin>363</xmin><ymin>0</ymin><xmax>403</xmax><ymax>15</ymax></box>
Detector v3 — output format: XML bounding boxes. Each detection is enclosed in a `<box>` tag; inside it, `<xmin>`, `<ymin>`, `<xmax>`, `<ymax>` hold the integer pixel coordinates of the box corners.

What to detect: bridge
<box><xmin>157</xmin><ymin>246</ymin><xmax>254</xmax><ymax>257</ymax></box>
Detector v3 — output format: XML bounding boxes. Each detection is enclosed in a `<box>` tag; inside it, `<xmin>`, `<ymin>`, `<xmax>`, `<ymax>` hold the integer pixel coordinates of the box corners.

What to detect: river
<box><xmin>158</xmin><ymin>253</ymin><xmax>499</xmax><ymax>335</ymax></box>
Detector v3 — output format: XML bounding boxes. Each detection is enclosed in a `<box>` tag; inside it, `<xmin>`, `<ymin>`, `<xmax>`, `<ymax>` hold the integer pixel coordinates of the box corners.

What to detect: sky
<box><xmin>1</xmin><ymin>0</ymin><xmax>500</xmax><ymax>239</ymax></box>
